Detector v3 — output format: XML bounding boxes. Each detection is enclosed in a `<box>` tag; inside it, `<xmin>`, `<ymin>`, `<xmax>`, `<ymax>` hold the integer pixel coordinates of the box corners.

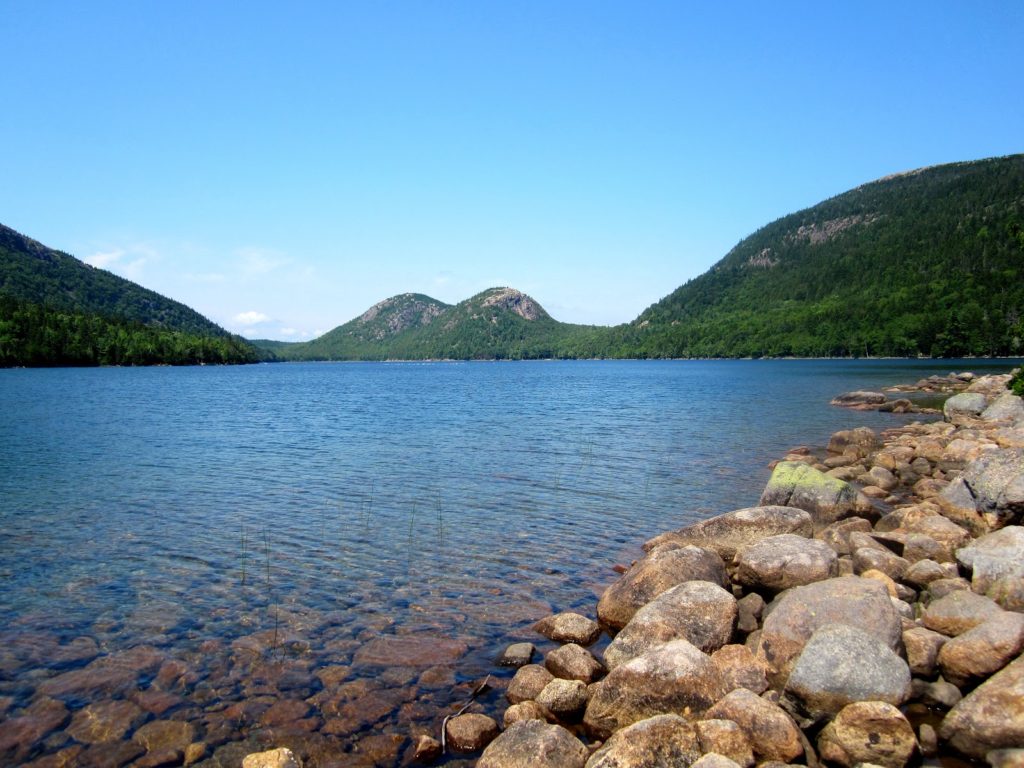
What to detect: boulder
<box><xmin>583</xmin><ymin>639</ymin><xmax>727</xmax><ymax>739</ymax></box>
<box><xmin>533</xmin><ymin>613</ymin><xmax>601</xmax><ymax>647</ymax></box>
<box><xmin>944</xmin><ymin>392</ymin><xmax>988</xmax><ymax>421</ymax></box>
<box><xmin>831</xmin><ymin>391</ymin><xmax>888</xmax><ymax>408</ymax></box>
<box><xmin>585</xmin><ymin>714</ymin><xmax>701</xmax><ymax>768</ymax></box>
<box><xmin>544</xmin><ymin>643</ymin><xmax>604</xmax><ymax>683</ymax></box>
<box><xmin>956</xmin><ymin>526</ymin><xmax>1024</xmax><ymax>593</ymax></box>
<box><xmin>818</xmin><ymin>517</ymin><xmax>873</xmax><ymax>555</ymax></box>
<box><xmin>784</xmin><ymin>624</ymin><xmax>911</xmax><ymax>719</ymax></box>
<box><xmin>827</xmin><ymin>427</ymin><xmax>880</xmax><ymax>457</ymax></box>
<box><xmin>597</xmin><ymin>545</ymin><xmax>728</xmax><ymax>630</ymax></box>
<box><xmin>988</xmin><ymin>576</ymin><xmax>1024</xmax><ymax>612</ymax></box>
<box><xmin>414</xmin><ymin>734</ymin><xmax>443</xmax><ymax>763</ymax></box>
<box><xmin>503</xmin><ymin>701</ymin><xmax>551</xmax><ymax>728</ymax></box>
<box><xmin>535</xmin><ymin>678</ymin><xmax>588</xmax><ymax>719</ymax></box>
<box><xmin>66</xmin><ymin>699</ymin><xmax>145</xmax><ymax>744</ymax></box>
<box><xmin>735</xmin><ymin>534</ymin><xmax>838</xmax><ymax>593</ymax></box>
<box><xmin>759</xmin><ymin>461</ymin><xmax>867</xmax><ymax>530</ymax></box>
<box><xmin>982</xmin><ymin>393</ymin><xmax>1024</xmax><ymax>422</ymax></box>
<box><xmin>603</xmin><ymin>581</ymin><xmax>736</xmax><ymax>669</ymax></box>
<box><xmin>853</xmin><ymin>547</ymin><xmax>909</xmax><ymax>581</ymax></box>
<box><xmin>506</xmin><ymin>664</ymin><xmax>553</xmax><ymax>704</ymax></box>
<box><xmin>939</xmin><ymin>655</ymin><xmax>1024</xmax><ymax>759</ymax></box>
<box><xmin>711</xmin><ymin>644</ymin><xmax>769</xmax><ymax>695</ymax></box>
<box><xmin>497</xmin><ymin>642</ymin><xmax>535</xmax><ymax>667</ymax></box>
<box><xmin>940</xmin><ymin>451</ymin><xmax>1024</xmax><ymax>533</ymax></box>
<box><xmin>696</xmin><ymin>719</ymin><xmax>755</xmax><ymax>768</ymax></box>
<box><xmin>902</xmin><ymin>626</ymin><xmax>949</xmax><ymax>677</ymax></box>
<box><xmin>0</xmin><ymin>697</ymin><xmax>70</xmax><ymax>764</ymax></box>
<box><xmin>689</xmin><ymin>756</ymin><xmax>742</xmax><ymax>768</ymax></box>
<box><xmin>817</xmin><ymin>701</ymin><xmax>917</xmax><ymax>768</ymax></box>
<box><xmin>755</xmin><ymin>576</ymin><xmax>901</xmax><ymax>685</ymax></box>
<box><xmin>921</xmin><ymin>590</ymin><xmax>1005</xmax><ymax>636</ymax></box>
<box><xmin>241</xmin><ymin>748</ymin><xmax>300</xmax><ymax>768</ymax></box>
<box><xmin>904</xmin><ymin>559</ymin><xmax>949</xmax><ymax>589</ymax></box>
<box><xmin>643</xmin><ymin>506</ymin><xmax>813</xmax><ymax>560</ymax></box>
<box><xmin>704</xmin><ymin>688</ymin><xmax>804</xmax><ymax>763</ymax></box>
<box><xmin>445</xmin><ymin>713</ymin><xmax>499</xmax><ymax>753</ymax></box>
<box><xmin>937</xmin><ymin>611</ymin><xmax>1024</xmax><ymax>686</ymax></box>
<box><xmin>477</xmin><ymin>720</ymin><xmax>588</xmax><ymax>768</ymax></box>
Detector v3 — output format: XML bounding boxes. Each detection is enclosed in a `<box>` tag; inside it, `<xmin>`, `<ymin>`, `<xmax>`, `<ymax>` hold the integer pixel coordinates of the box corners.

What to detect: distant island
<box><xmin>2</xmin><ymin>154</ymin><xmax>1023</xmax><ymax>367</ymax></box>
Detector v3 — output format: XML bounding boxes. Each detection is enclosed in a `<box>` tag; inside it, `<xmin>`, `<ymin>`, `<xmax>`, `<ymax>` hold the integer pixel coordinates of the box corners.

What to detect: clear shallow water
<box><xmin>0</xmin><ymin>359</ymin><xmax>1018</xmax><ymax>766</ymax></box>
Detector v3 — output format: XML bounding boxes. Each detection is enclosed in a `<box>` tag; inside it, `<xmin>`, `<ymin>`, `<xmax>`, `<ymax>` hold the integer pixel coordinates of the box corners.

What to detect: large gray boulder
<box><xmin>704</xmin><ymin>688</ymin><xmax>804</xmax><ymax>763</ymax></box>
<box><xmin>755</xmin><ymin>576</ymin><xmax>901</xmax><ymax>686</ymax></box>
<box><xmin>583</xmin><ymin>640</ymin><xmax>727</xmax><ymax>739</ymax></box>
<box><xmin>478</xmin><ymin>720</ymin><xmax>588</xmax><ymax>768</ymax></box>
<box><xmin>735</xmin><ymin>534</ymin><xmax>838</xmax><ymax>593</ymax></box>
<box><xmin>597</xmin><ymin>545</ymin><xmax>728</xmax><ymax>630</ymax></box>
<box><xmin>584</xmin><ymin>714</ymin><xmax>701</xmax><ymax>768</ymax></box>
<box><xmin>603</xmin><ymin>581</ymin><xmax>736</xmax><ymax>669</ymax></box>
<box><xmin>939</xmin><ymin>655</ymin><xmax>1024</xmax><ymax>759</ymax></box>
<box><xmin>817</xmin><ymin>701</ymin><xmax>917</xmax><ymax>768</ymax></box>
<box><xmin>939</xmin><ymin>450</ymin><xmax>1024</xmax><ymax>533</ymax></box>
<box><xmin>759</xmin><ymin>462</ymin><xmax>868</xmax><ymax>530</ymax></box>
<box><xmin>956</xmin><ymin>525</ymin><xmax>1024</xmax><ymax>592</ymax></box>
<box><xmin>982</xmin><ymin>393</ymin><xmax>1024</xmax><ymax>422</ymax></box>
<box><xmin>643</xmin><ymin>506</ymin><xmax>813</xmax><ymax>560</ymax></box>
<box><xmin>784</xmin><ymin>624</ymin><xmax>911</xmax><ymax>719</ymax></box>
<box><xmin>944</xmin><ymin>392</ymin><xmax>989</xmax><ymax>421</ymax></box>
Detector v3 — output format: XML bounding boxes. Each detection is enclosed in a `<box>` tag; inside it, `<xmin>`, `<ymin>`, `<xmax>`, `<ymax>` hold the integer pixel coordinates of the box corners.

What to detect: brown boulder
<box><xmin>544</xmin><ymin>643</ymin><xmax>604</xmax><ymax>683</ymax></box>
<box><xmin>585</xmin><ymin>714</ymin><xmax>701</xmax><ymax>768</ymax></box>
<box><xmin>584</xmin><ymin>640</ymin><xmax>726</xmax><ymax>739</ymax></box>
<box><xmin>735</xmin><ymin>534</ymin><xmax>838</xmax><ymax>592</ymax></box>
<box><xmin>817</xmin><ymin>701</ymin><xmax>917</xmax><ymax>768</ymax></box>
<box><xmin>939</xmin><ymin>655</ymin><xmax>1024</xmax><ymax>758</ymax></box>
<box><xmin>477</xmin><ymin>720</ymin><xmax>587</xmax><ymax>768</ymax></box>
<box><xmin>643</xmin><ymin>506</ymin><xmax>813</xmax><ymax>561</ymax></box>
<box><xmin>445</xmin><ymin>713</ymin><xmax>499</xmax><ymax>753</ymax></box>
<box><xmin>704</xmin><ymin>688</ymin><xmax>803</xmax><ymax>763</ymax></box>
<box><xmin>937</xmin><ymin>611</ymin><xmax>1024</xmax><ymax>686</ymax></box>
<box><xmin>922</xmin><ymin>590</ymin><xmax>1004</xmax><ymax>636</ymax></box>
<box><xmin>533</xmin><ymin>613</ymin><xmax>601</xmax><ymax>646</ymax></box>
<box><xmin>603</xmin><ymin>581</ymin><xmax>736</xmax><ymax>669</ymax></box>
<box><xmin>506</xmin><ymin>664</ymin><xmax>554</xmax><ymax>704</ymax></box>
<box><xmin>597</xmin><ymin>545</ymin><xmax>728</xmax><ymax>630</ymax></box>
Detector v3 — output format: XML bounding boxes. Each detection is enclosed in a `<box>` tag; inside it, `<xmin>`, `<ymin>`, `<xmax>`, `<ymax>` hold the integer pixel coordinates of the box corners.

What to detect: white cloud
<box><xmin>237</xmin><ymin>247</ymin><xmax>290</xmax><ymax>277</ymax></box>
<box><xmin>233</xmin><ymin>311</ymin><xmax>271</xmax><ymax>326</ymax></box>
<box><xmin>84</xmin><ymin>249</ymin><xmax>125</xmax><ymax>269</ymax></box>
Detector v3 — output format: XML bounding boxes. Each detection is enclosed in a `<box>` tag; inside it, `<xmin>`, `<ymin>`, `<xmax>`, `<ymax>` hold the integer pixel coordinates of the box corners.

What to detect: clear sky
<box><xmin>1</xmin><ymin>2</ymin><xmax>1021</xmax><ymax>339</ymax></box>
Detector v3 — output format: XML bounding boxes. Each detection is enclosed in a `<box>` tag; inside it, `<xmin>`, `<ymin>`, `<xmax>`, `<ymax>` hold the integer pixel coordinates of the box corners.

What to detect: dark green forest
<box><xmin>0</xmin><ymin>294</ymin><xmax>260</xmax><ymax>366</ymax></box>
<box><xmin>0</xmin><ymin>223</ymin><xmax>261</xmax><ymax>366</ymax></box>
<box><xmin>631</xmin><ymin>154</ymin><xmax>1024</xmax><ymax>358</ymax></box>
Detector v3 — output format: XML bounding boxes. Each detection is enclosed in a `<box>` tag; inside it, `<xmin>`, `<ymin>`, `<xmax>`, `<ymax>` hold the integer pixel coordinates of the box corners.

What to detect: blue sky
<box><xmin>1</xmin><ymin>2</ymin><xmax>1021</xmax><ymax>339</ymax></box>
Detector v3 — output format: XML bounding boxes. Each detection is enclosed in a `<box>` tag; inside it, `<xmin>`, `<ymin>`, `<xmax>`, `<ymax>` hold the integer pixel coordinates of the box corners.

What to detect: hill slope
<box><xmin>0</xmin><ymin>223</ymin><xmax>260</xmax><ymax>366</ymax></box>
<box><xmin>631</xmin><ymin>154</ymin><xmax>1024</xmax><ymax>357</ymax></box>
<box><xmin>272</xmin><ymin>287</ymin><xmax>609</xmax><ymax>360</ymax></box>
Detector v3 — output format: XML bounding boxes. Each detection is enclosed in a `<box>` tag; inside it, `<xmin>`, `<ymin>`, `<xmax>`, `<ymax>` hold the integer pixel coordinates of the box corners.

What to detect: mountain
<box><xmin>270</xmin><ymin>287</ymin><xmax>609</xmax><ymax>360</ymax></box>
<box><xmin>0</xmin><ymin>223</ymin><xmax>261</xmax><ymax>366</ymax></box>
<box><xmin>628</xmin><ymin>154</ymin><xmax>1024</xmax><ymax>358</ymax></box>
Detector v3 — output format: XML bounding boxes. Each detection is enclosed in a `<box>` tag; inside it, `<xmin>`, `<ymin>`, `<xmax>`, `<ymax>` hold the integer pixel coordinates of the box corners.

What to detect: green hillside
<box><xmin>272</xmin><ymin>287</ymin><xmax>609</xmax><ymax>361</ymax></box>
<box><xmin>630</xmin><ymin>154</ymin><xmax>1024</xmax><ymax>358</ymax></box>
<box><xmin>0</xmin><ymin>223</ymin><xmax>261</xmax><ymax>366</ymax></box>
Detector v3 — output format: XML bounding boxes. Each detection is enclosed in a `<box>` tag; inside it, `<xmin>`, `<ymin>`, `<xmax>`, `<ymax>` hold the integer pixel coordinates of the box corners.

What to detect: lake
<box><xmin>0</xmin><ymin>359</ymin><xmax>1017</xmax><ymax>766</ymax></box>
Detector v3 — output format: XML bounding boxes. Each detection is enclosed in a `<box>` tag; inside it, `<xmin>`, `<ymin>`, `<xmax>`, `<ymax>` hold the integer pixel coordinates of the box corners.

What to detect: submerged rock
<box><xmin>241</xmin><ymin>747</ymin><xmax>301</xmax><ymax>768</ymax></box>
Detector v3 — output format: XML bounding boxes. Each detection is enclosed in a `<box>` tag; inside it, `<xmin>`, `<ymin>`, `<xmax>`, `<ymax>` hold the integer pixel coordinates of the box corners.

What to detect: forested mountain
<box><xmin>628</xmin><ymin>154</ymin><xmax>1024</xmax><ymax>357</ymax></box>
<box><xmin>0</xmin><ymin>223</ymin><xmax>260</xmax><ymax>366</ymax></box>
<box><xmin>272</xmin><ymin>287</ymin><xmax>608</xmax><ymax>360</ymax></box>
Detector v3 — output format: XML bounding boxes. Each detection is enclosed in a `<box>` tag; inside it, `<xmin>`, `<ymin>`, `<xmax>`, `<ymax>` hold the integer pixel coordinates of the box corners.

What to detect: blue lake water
<box><xmin>0</xmin><ymin>359</ymin><xmax>1018</xmax><ymax>765</ymax></box>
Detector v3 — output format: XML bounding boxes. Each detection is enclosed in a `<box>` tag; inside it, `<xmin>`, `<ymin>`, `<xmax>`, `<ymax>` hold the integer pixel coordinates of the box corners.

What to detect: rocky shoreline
<box><xmin>376</xmin><ymin>369</ymin><xmax>1024</xmax><ymax>768</ymax></box>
